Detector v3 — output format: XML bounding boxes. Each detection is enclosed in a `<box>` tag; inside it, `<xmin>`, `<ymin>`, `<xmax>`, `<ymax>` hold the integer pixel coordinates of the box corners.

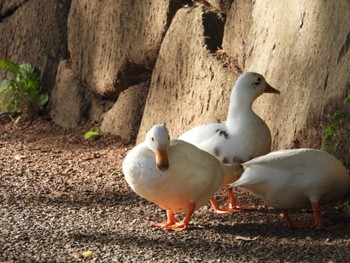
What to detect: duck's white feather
<box><xmin>231</xmin><ymin>148</ymin><xmax>350</xmax><ymax>209</ymax></box>
<box><xmin>180</xmin><ymin>118</ymin><xmax>271</xmax><ymax>159</ymax></box>
<box><xmin>123</xmin><ymin>125</ymin><xmax>241</xmax><ymax>213</ymax></box>
<box><xmin>179</xmin><ymin>72</ymin><xmax>279</xmax><ymax>186</ymax></box>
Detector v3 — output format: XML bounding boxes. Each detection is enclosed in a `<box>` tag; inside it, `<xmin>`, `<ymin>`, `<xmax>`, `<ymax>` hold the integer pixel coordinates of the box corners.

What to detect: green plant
<box><xmin>0</xmin><ymin>59</ymin><xmax>49</xmax><ymax>120</ymax></box>
<box><xmin>84</xmin><ymin>128</ymin><xmax>101</xmax><ymax>140</ymax></box>
<box><xmin>321</xmin><ymin>95</ymin><xmax>350</xmax><ymax>154</ymax></box>
<box><xmin>321</xmin><ymin>95</ymin><xmax>350</xmax><ymax>216</ymax></box>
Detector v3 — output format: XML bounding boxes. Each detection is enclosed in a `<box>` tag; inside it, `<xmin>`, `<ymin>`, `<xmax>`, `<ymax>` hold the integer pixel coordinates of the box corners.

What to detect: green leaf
<box><xmin>38</xmin><ymin>93</ymin><xmax>49</xmax><ymax>108</ymax></box>
<box><xmin>84</xmin><ymin>129</ymin><xmax>101</xmax><ymax>140</ymax></box>
<box><xmin>339</xmin><ymin>117</ymin><xmax>348</xmax><ymax>124</ymax></box>
<box><xmin>344</xmin><ymin>95</ymin><xmax>350</xmax><ymax>105</ymax></box>
<box><xmin>19</xmin><ymin>63</ymin><xmax>35</xmax><ymax>75</ymax></box>
<box><xmin>0</xmin><ymin>59</ymin><xmax>20</xmax><ymax>74</ymax></box>
<box><xmin>0</xmin><ymin>60</ymin><xmax>46</xmax><ymax>120</ymax></box>
<box><xmin>2</xmin><ymin>99</ymin><xmax>15</xmax><ymax>112</ymax></box>
<box><xmin>332</xmin><ymin>110</ymin><xmax>341</xmax><ymax>119</ymax></box>
<box><xmin>0</xmin><ymin>79</ymin><xmax>13</xmax><ymax>94</ymax></box>
<box><xmin>325</xmin><ymin>124</ymin><xmax>337</xmax><ymax>133</ymax></box>
<box><xmin>322</xmin><ymin>133</ymin><xmax>333</xmax><ymax>141</ymax></box>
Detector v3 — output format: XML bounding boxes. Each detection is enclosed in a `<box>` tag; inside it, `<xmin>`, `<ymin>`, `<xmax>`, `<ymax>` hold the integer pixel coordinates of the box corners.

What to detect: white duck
<box><xmin>122</xmin><ymin>124</ymin><xmax>242</xmax><ymax>231</ymax></box>
<box><xmin>179</xmin><ymin>72</ymin><xmax>280</xmax><ymax>213</ymax></box>
<box><xmin>230</xmin><ymin>148</ymin><xmax>350</xmax><ymax>229</ymax></box>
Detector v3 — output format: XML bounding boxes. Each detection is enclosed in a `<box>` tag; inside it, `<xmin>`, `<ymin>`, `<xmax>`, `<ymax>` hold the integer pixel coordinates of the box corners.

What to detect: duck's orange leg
<box><xmin>282</xmin><ymin>202</ymin><xmax>328</xmax><ymax>230</ymax></box>
<box><xmin>225</xmin><ymin>188</ymin><xmax>237</xmax><ymax>208</ymax></box>
<box><xmin>282</xmin><ymin>209</ymin><xmax>312</xmax><ymax>228</ymax></box>
<box><xmin>168</xmin><ymin>202</ymin><xmax>196</xmax><ymax>231</ymax></box>
<box><xmin>310</xmin><ymin>202</ymin><xmax>325</xmax><ymax>230</ymax></box>
<box><xmin>151</xmin><ymin>210</ymin><xmax>179</xmax><ymax>229</ymax></box>
<box><xmin>282</xmin><ymin>207</ymin><xmax>326</xmax><ymax>229</ymax></box>
<box><xmin>226</xmin><ymin>188</ymin><xmax>255</xmax><ymax>210</ymax></box>
<box><xmin>210</xmin><ymin>197</ymin><xmax>237</xmax><ymax>214</ymax></box>
<box><xmin>311</xmin><ymin>202</ymin><xmax>342</xmax><ymax>230</ymax></box>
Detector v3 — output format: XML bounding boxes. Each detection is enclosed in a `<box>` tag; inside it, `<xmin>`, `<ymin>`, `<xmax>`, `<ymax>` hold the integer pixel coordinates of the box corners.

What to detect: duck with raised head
<box><xmin>122</xmin><ymin>125</ymin><xmax>242</xmax><ymax>231</ymax></box>
<box><xmin>230</xmin><ymin>148</ymin><xmax>350</xmax><ymax>229</ymax></box>
<box><xmin>179</xmin><ymin>72</ymin><xmax>280</xmax><ymax>213</ymax></box>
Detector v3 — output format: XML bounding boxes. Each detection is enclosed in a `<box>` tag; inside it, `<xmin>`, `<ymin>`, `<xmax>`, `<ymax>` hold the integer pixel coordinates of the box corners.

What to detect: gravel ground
<box><xmin>1</xmin><ymin>119</ymin><xmax>350</xmax><ymax>263</ymax></box>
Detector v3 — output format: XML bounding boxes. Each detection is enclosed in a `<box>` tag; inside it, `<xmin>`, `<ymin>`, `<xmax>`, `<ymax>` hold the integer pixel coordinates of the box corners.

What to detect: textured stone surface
<box><xmin>49</xmin><ymin>60</ymin><xmax>88</xmax><ymax>128</ymax></box>
<box><xmin>101</xmin><ymin>82</ymin><xmax>150</xmax><ymax>142</ymax></box>
<box><xmin>67</xmin><ymin>0</ymin><xmax>171</xmax><ymax>97</ymax></box>
<box><xmin>137</xmin><ymin>6</ymin><xmax>239</xmax><ymax>143</ymax></box>
<box><xmin>200</xmin><ymin>0</ymin><xmax>234</xmax><ymax>13</ymax></box>
<box><xmin>0</xmin><ymin>0</ymin><xmax>70</xmax><ymax>92</ymax></box>
<box><xmin>139</xmin><ymin>1</ymin><xmax>350</xmax><ymax>164</ymax></box>
<box><xmin>0</xmin><ymin>0</ymin><xmax>28</xmax><ymax>16</ymax></box>
<box><xmin>221</xmin><ymin>0</ymin><xmax>253</xmax><ymax>69</ymax></box>
<box><xmin>1</xmin><ymin>0</ymin><xmax>349</xmax><ymax>163</ymax></box>
<box><xmin>223</xmin><ymin>0</ymin><xmax>350</xmax><ymax>160</ymax></box>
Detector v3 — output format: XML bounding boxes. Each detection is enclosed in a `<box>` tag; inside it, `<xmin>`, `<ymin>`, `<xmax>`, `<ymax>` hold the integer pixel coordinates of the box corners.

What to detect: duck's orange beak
<box><xmin>264</xmin><ymin>83</ymin><xmax>280</xmax><ymax>94</ymax></box>
<box><xmin>155</xmin><ymin>149</ymin><xmax>169</xmax><ymax>171</ymax></box>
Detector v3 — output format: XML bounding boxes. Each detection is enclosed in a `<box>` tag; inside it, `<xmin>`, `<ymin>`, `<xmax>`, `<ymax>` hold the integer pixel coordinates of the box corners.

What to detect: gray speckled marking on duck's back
<box><xmin>215</xmin><ymin>129</ymin><xmax>229</xmax><ymax>139</ymax></box>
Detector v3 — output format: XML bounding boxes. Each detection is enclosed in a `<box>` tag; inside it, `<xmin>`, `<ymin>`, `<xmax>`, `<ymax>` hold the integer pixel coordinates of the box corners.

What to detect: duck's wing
<box><xmin>122</xmin><ymin>143</ymin><xmax>153</xmax><ymax>177</ymax></box>
<box><xmin>170</xmin><ymin>139</ymin><xmax>221</xmax><ymax>166</ymax></box>
<box><xmin>169</xmin><ymin>139</ymin><xmax>223</xmax><ymax>191</ymax></box>
<box><xmin>229</xmin><ymin>149</ymin><xmax>308</xmax><ymax>188</ymax></box>
<box><xmin>171</xmin><ymin>139</ymin><xmax>242</xmax><ymax>181</ymax></box>
<box><xmin>178</xmin><ymin>122</ymin><xmax>227</xmax><ymax>148</ymax></box>
<box><xmin>242</xmin><ymin>148</ymin><xmax>314</xmax><ymax>172</ymax></box>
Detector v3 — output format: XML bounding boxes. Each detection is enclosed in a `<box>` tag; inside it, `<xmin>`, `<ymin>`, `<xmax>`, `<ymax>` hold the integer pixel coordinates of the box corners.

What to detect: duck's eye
<box><xmin>168</xmin><ymin>136</ymin><xmax>170</xmax><ymax>141</ymax></box>
<box><xmin>151</xmin><ymin>137</ymin><xmax>154</xmax><ymax>142</ymax></box>
<box><xmin>257</xmin><ymin>77</ymin><xmax>261</xmax><ymax>81</ymax></box>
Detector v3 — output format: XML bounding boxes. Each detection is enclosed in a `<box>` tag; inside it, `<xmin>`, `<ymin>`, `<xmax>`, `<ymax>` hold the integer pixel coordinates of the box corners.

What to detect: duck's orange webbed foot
<box><xmin>282</xmin><ymin>209</ymin><xmax>312</xmax><ymax>228</ymax></box>
<box><xmin>282</xmin><ymin>204</ymin><xmax>330</xmax><ymax>230</ymax></box>
<box><xmin>163</xmin><ymin>202</ymin><xmax>196</xmax><ymax>232</ymax></box>
<box><xmin>210</xmin><ymin>198</ymin><xmax>239</xmax><ymax>214</ymax></box>
<box><xmin>167</xmin><ymin>223</ymin><xmax>189</xmax><ymax>231</ymax></box>
<box><xmin>151</xmin><ymin>210</ymin><xmax>179</xmax><ymax>229</ymax></box>
<box><xmin>226</xmin><ymin>188</ymin><xmax>255</xmax><ymax>211</ymax></box>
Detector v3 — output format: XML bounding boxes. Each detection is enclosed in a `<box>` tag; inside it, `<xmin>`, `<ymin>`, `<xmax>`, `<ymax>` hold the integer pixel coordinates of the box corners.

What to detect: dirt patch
<box><xmin>0</xmin><ymin>119</ymin><xmax>350</xmax><ymax>262</ymax></box>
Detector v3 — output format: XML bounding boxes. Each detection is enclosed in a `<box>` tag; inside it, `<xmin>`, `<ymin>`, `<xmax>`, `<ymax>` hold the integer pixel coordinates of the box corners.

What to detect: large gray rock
<box><xmin>1</xmin><ymin>0</ymin><xmax>349</xmax><ymax>166</ymax></box>
<box><xmin>223</xmin><ymin>0</ymin><xmax>350</xmax><ymax>160</ymax></box>
<box><xmin>49</xmin><ymin>60</ymin><xmax>88</xmax><ymax>128</ymax></box>
<box><xmin>137</xmin><ymin>1</ymin><xmax>350</xmax><ymax>166</ymax></box>
<box><xmin>0</xmin><ymin>0</ymin><xmax>28</xmax><ymax>15</ymax></box>
<box><xmin>67</xmin><ymin>0</ymin><xmax>171</xmax><ymax>97</ymax></box>
<box><xmin>137</xmin><ymin>6</ymin><xmax>239</xmax><ymax>143</ymax></box>
<box><xmin>0</xmin><ymin>0</ymin><xmax>70</xmax><ymax>91</ymax></box>
<box><xmin>100</xmin><ymin>82</ymin><xmax>150</xmax><ymax>142</ymax></box>
<box><xmin>199</xmin><ymin>0</ymin><xmax>234</xmax><ymax>13</ymax></box>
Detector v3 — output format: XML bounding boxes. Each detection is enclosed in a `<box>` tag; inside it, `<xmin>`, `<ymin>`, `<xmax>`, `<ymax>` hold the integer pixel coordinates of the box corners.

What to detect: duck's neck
<box><xmin>226</xmin><ymin>92</ymin><xmax>255</xmax><ymax>125</ymax></box>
